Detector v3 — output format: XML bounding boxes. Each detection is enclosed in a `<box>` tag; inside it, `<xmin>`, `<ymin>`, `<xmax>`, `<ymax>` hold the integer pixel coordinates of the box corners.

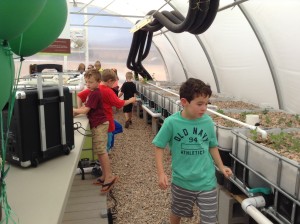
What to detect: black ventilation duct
<box><xmin>127</xmin><ymin>0</ymin><xmax>220</xmax><ymax>80</ymax></box>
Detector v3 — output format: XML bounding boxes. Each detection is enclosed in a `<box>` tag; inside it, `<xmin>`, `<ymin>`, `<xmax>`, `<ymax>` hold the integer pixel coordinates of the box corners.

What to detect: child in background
<box><xmin>87</xmin><ymin>64</ymin><xmax>94</xmax><ymax>70</ymax></box>
<box><xmin>77</xmin><ymin>63</ymin><xmax>86</xmax><ymax>74</ymax></box>
<box><xmin>94</xmin><ymin>60</ymin><xmax>103</xmax><ymax>73</ymax></box>
<box><xmin>111</xmin><ymin>68</ymin><xmax>119</xmax><ymax>96</ymax></box>
<box><xmin>152</xmin><ymin>78</ymin><xmax>232</xmax><ymax>224</ymax></box>
<box><xmin>77</xmin><ymin>69</ymin><xmax>136</xmax><ymax>152</ymax></box>
<box><xmin>118</xmin><ymin>71</ymin><xmax>137</xmax><ymax>128</ymax></box>
<box><xmin>73</xmin><ymin>69</ymin><xmax>118</xmax><ymax>193</ymax></box>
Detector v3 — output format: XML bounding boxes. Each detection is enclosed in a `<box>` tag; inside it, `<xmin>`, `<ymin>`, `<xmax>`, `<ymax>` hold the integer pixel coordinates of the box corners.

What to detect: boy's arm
<box><xmin>77</xmin><ymin>89</ymin><xmax>90</xmax><ymax>108</ymax></box>
<box><xmin>73</xmin><ymin>106</ymin><xmax>90</xmax><ymax>116</ymax></box>
<box><xmin>76</xmin><ymin>96</ymin><xmax>83</xmax><ymax>108</ymax></box>
<box><xmin>118</xmin><ymin>92</ymin><xmax>124</xmax><ymax>98</ymax></box>
<box><xmin>154</xmin><ymin>147</ymin><xmax>169</xmax><ymax>190</ymax></box>
<box><xmin>209</xmin><ymin>147</ymin><xmax>232</xmax><ymax>178</ymax></box>
<box><xmin>124</xmin><ymin>96</ymin><xmax>136</xmax><ymax>106</ymax></box>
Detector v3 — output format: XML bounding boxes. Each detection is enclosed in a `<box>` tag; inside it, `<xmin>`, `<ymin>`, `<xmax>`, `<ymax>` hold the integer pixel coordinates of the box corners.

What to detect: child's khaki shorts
<box><xmin>92</xmin><ymin>122</ymin><xmax>109</xmax><ymax>155</ymax></box>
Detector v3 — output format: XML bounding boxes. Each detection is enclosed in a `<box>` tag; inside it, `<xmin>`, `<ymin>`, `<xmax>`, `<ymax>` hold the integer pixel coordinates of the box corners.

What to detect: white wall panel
<box><xmin>153</xmin><ymin>35</ymin><xmax>185</xmax><ymax>83</ymax></box>
<box><xmin>200</xmin><ymin>2</ymin><xmax>279</xmax><ymax>109</ymax></box>
<box><xmin>163</xmin><ymin>32</ymin><xmax>218</xmax><ymax>92</ymax></box>
<box><xmin>244</xmin><ymin>0</ymin><xmax>300</xmax><ymax>113</ymax></box>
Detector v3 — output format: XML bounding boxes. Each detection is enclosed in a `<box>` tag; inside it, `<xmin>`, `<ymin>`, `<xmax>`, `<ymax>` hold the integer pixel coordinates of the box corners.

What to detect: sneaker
<box><xmin>125</xmin><ymin>121</ymin><xmax>130</xmax><ymax>128</ymax></box>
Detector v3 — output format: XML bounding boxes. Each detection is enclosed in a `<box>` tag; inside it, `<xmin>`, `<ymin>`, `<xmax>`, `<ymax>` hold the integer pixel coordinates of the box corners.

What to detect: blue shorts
<box><xmin>106</xmin><ymin>132</ymin><xmax>113</xmax><ymax>152</ymax></box>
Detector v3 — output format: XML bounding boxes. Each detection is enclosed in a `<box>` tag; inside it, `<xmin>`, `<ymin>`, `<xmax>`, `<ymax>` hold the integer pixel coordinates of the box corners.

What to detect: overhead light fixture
<box><xmin>130</xmin><ymin>16</ymin><xmax>153</xmax><ymax>33</ymax></box>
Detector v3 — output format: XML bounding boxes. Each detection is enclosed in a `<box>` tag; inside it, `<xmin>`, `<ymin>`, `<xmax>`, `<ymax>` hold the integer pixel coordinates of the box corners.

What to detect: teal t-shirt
<box><xmin>152</xmin><ymin>111</ymin><xmax>218</xmax><ymax>191</ymax></box>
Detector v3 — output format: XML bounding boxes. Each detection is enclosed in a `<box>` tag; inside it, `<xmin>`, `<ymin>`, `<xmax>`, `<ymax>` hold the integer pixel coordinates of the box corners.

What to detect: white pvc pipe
<box><xmin>241</xmin><ymin>197</ymin><xmax>273</xmax><ymax>224</ymax></box>
<box><xmin>208</xmin><ymin>109</ymin><xmax>268</xmax><ymax>139</ymax></box>
<box><xmin>245</xmin><ymin>206</ymin><xmax>273</xmax><ymax>224</ymax></box>
<box><xmin>76</xmin><ymin>167</ymin><xmax>93</xmax><ymax>175</ymax></box>
<box><xmin>65</xmin><ymin>76</ymin><xmax>85</xmax><ymax>92</ymax></box>
<box><xmin>66</xmin><ymin>83</ymin><xmax>85</xmax><ymax>92</ymax></box>
<box><xmin>242</xmin><ymin>196</ymin><xmax>266</xmax><ymax>209</ymax></box>
<box><xmin>146</xmin><ymin>82</ymin><xmax>268</xmax><ymax>139</ymax></box>
<box><xmin>142</xmin><ymin>104</ymin><xmax>161</xmax><ymax>117</ymax></box>
<box><xmin>147</xmin><ymin>82</ymin><xmax>179</xmax><ymax>96</ymax></box>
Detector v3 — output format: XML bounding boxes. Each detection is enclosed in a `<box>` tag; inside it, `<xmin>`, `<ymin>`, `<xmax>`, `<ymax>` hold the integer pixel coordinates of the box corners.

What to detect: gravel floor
<box><xmin>107</xmin><ymin>107</ymin><xmax>200</xmax><ymax>224</ymax></box>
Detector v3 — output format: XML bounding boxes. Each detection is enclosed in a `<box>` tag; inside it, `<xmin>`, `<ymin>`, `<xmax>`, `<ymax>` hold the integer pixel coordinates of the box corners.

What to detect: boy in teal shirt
<box><xmin>153</xmin><ymin>78</ymin><xmax>232</xmax><ymax>224</ymax></box>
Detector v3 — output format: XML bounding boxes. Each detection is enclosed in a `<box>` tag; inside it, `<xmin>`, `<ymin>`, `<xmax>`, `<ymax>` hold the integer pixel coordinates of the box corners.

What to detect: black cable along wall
<box><xmin>127</xmin><ymin>0</ymin><xmax>220</xmax><ymax>80</ymax></box>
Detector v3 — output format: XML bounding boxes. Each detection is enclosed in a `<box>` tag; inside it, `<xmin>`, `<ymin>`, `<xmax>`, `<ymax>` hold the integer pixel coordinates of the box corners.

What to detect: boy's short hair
<box><xmin>125</xmin><ymin>71</ymin><xmax>133</xmax><ymax>80</ymax></box>
<box><xmin>101</xmin><ymin>69</ymin><xmax>117</xmax><ymax>82</ymax></box>
<box><xmin>111</xmin><ymin>68</ymin><xmax>119</xmax><ymax>80</ymax></box>
<box><xmin>94</xmin><ymin>60</ymin><xmax>101</xmax><ymax>67</ymax></box>
<box><xmin>180</xmin><ymin>78</ymin><xmax>212</xmax><ymax>102</ymax></box>
<box><xmin>111</xmin><ymin>68</ymin><xmax>117</xmax><ymax>75</ymax></box>
<box><xmin>84</xmin><ymin>69</ymin><xmax>101</xmax><ymax>82</ymax></box>
<box><xmin>77</xmin><ymin>63</ymin><xmax>85</xmax><ymax>71</ymax></box>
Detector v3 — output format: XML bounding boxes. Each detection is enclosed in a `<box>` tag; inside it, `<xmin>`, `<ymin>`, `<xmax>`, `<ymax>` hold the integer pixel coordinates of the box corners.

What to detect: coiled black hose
<box><xmin>127</xmin><ymin>0</ymin><xmax>220</xmax><ymax>80</ymax></box>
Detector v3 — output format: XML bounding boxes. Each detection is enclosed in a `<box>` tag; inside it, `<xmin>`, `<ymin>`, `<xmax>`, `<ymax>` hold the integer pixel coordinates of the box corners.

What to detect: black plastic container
<box><xmin>218</xmin><ymin>147</ymin><xmax>232</xmax><ymax>166</ymax></box>
<box><xmin>2</xmin><ymin>86</ymin><xmax>74</xmax><ymax>167</ymax></box>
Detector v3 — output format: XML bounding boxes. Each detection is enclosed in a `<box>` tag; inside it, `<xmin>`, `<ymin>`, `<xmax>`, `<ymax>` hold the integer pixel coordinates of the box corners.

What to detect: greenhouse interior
<box><xmin>0</xmin><ymin>0</ymin><xmax>300</xmax><ymax>224</ymax></box>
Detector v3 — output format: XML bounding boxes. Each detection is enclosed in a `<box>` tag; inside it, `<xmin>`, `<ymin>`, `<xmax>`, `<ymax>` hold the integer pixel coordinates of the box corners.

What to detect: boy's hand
<box><xmin>130</xmin><ymin>96</ymin><xmax>136</xmax><ymax>103</ymax></box>
<box><xmin>158</xmin><ymin>173</ymin><xmax>169</xmax><ymax>190</ymax></box>
<box><xmin>221</xmin><ymin>166</ymin><xmax>232</xmax><ymax>178</ymax></box>
<box><xmin>73</xmin><ymin>109</ymin><xmax>78</xmax><ymax>117</ymax></box>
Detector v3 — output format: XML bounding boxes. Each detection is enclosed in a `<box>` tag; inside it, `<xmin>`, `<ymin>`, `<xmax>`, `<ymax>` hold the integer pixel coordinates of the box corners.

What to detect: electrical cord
<box><xmin>73</xmin><ymin>121</ymin><xmax>92</xmax><ymax>137</ymax></box>
<box><xmin>107</xmin><ymin>189</ymin><xmax>118</xmax><ymax>223</ymax></box>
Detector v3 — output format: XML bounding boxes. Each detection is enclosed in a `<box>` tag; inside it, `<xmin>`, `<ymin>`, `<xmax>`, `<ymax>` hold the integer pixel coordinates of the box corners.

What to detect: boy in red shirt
<box><xmin>73</xmin><ymin>69</ymin><xmax>117</xmax><ymax>193</ymax></box>
<box><xmin>78</xmin><ymin>68</ymin><xmax>136</xmax><ymax>132</ymax></box>
<box><xmin>78</xmin><ymin>68</ymin><xmax>136</xmax><ymax>153</ymax></box>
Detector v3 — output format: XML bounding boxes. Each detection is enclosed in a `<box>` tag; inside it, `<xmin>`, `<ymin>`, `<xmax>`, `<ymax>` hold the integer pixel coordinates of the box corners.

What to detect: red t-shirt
<box><xmin>85</xmin><ymin>88</ymin><xmax>107</xmax><ymax>128</ymax></box>
<box><xmin>78</xmin><ymin>84</ymin><xmax>125</xmax><ymax>132</ymax></box>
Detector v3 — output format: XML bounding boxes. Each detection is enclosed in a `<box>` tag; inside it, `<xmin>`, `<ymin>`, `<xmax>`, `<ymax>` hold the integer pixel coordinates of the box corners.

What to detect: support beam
<box><xmin>70</xmin><ymin>12</ymin><xmax>144</xmax><ymax>18</ymax></box>
<box><xmin>70</xmin><ymin>24</ymin><xmax>131</xmax><ymax>29</ymax></box>
<box><xmin>218</xmin><ymin>0</ymin><xmax>249</xmax><ymax>12</ymax></box>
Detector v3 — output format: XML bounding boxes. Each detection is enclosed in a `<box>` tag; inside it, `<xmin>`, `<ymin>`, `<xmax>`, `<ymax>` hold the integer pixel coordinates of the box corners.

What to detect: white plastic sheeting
<box><xmin>199</xmin><ymin>1</ymin><xmax>279</xmax><ymax>109</ymax></box>
<box><xmin>71</xmin><ymin>0</ymin><xmax>300</xmax><ymax>113</ymax></box>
